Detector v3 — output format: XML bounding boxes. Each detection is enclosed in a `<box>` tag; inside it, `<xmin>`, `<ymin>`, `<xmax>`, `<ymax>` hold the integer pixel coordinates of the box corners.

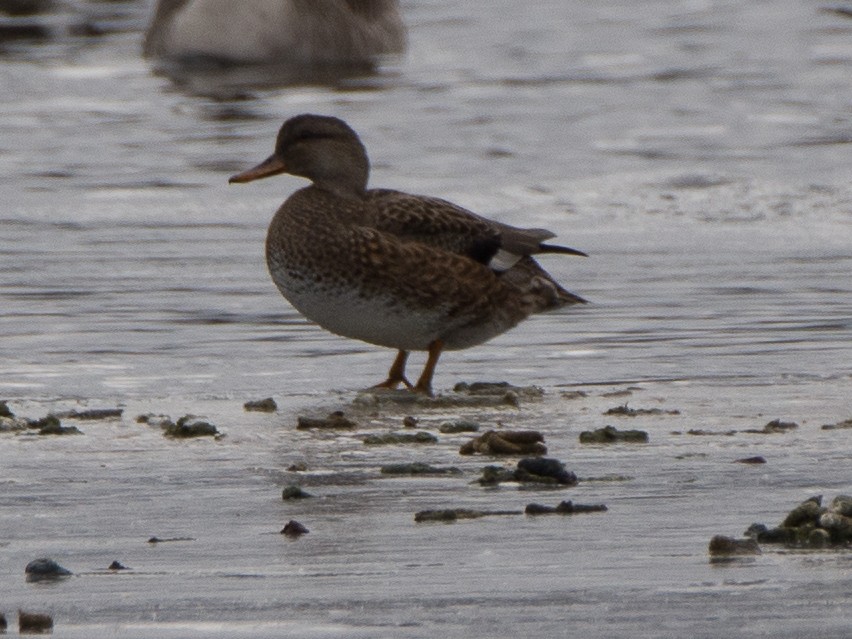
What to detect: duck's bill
<box><xmin>229</xmin><ymin>155</ymin><xmax>287</xmax><ymax>183</ymax></box>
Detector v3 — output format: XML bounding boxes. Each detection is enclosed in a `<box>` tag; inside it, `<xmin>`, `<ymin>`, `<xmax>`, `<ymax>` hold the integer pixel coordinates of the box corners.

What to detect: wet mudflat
<box><xmin>1</xmin><ymin>0</ymin><xmax>851</xmax><ymax>637</ymax></box>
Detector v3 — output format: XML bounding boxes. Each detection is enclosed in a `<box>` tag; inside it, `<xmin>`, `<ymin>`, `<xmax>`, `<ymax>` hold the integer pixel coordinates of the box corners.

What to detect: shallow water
<box><xmin>0</xmin><ymin>0</ymin><xmax>851</xmax><ymax>637</ymax></box>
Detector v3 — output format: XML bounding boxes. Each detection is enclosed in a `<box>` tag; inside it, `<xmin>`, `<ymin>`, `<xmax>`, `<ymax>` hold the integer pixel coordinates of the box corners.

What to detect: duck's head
<box><xmin>229</xmin><ymin>114</ymin><xmax>369</xmax><ymax>197</ymax></box>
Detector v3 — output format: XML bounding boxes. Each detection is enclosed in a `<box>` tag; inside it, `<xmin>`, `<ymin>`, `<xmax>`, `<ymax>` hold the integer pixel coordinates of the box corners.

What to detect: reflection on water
<box><xmin>0</xmin><ymin>1</ymin><xmax>850</xmax><ymax>637</ymax></box>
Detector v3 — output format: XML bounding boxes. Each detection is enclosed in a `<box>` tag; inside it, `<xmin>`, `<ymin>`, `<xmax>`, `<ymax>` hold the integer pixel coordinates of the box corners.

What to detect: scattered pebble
<box><xmin>402</xmin><ymin>415</ymin><xmax>418</xmax><ymax>428</ymax></box>
<box><xmin>579</xmin><ymin>425</ymin><xmax>649</xmax><ymax>444</ymax></box>
<box><xmin>438</xmin><ymin>420</ymin><xmax>480</xmax><ymax>434</ymax></box>
<box><xmin>380</xmin><ymin>462</ymin><xmax>462</xmax><ymax>476</ymax></box>
<box><xmin>708</xmin><ymin>535</ymin><xmax>761</xmax><ymax>557</ymax></box>
<box><xmin>604</xmin><ymin>404</ymin><xmax>680</xmax><ymax>416</ymax></box>
<box><xmin>743</xmin><ymin>418</ymin><xmax>798</xmax><ymax>434</ymax></box>
<box><xmin>24</xmin><ymin>558</ymin><xmax>71</xmax><ymax>581</ymax></box>
<box><xmin>362</xmin><ymin>431</ymin><xmax>438</xmax><ymax>446</ymax></box>
<box><xmin>287</xmin><ymin>462</ymin><xmax>308</xmax><ymax>472</ymax></box>
<box><xmin>281</xmin><ymin>485</ymin><xmax>312</xmax><ymax>500</ymax></box>
<box><xmin>296</xmin><ymin>411</ymin><xmax>357</xmax><ymax>430</ymax></box>
<box><xmin>53</xmin><ymin>408</ymin><xmax>122</xmax><ymax>420</ymax></box>
<box><xmin>459</xmin><ymin>430</ymin><xmax>546</xmax><ymax>456</ymax></box>
<box><xmin>108</xmin><ymin>561</ymin><xmax>128</xmax><ymax>570</ymax></box>
<box><xmin>18</xmin><ymin>610</ymin><xmax>53</xmax><ymax>635</ymax></box>
<box><xmin>479</xmin><ymin>458</ymin><xmax>578</xmax><ymax>487</ymax></box>
<box><xmin>0</xmin><ymin>400</ymin><xmax>13</xmax><ymax>417</ymax></box>
<box><xmin>147</xmin><ymin>536</ymin><xmax>195</xmax><ymax>544</ymax></box>
<box><xmin>163</xmin><ymin>416</ymin><xmax>220</xmax><ymax>439</ymax></box>
<box><xmin>281</xmin><ymin>520</ymin><xmax>309</xmax><ymax>537</ymax></box>
<box><xmin>136</xmin><ymin>413</ymin><xmax>174</xmax><ymax>428</ymax></box>
<box><xmin>414</xmin><ymin>508</ymin><xmax>520</xmax><ymax>522</ymax></box>
<box><xmin>742</xmin><ymin>495</ymin><xmax>852</xmax><ymax>549</ymax></box>
<box><xmin>735</xmin><ymin>456</ymin><xmax>767</xmax><ymax>464</ymax></box>
<box><xmin>243</xmin><ymin>397</ymin><xmax>277</xmax><ymax>412</ymax></box>
<box><xmin>525</xmin><ymin>500</ymin><xmax>608</xmax><ymax>515</ymax></box>
<box><xmin>821</xmin><ymin>417</ymin><xmax>852</xmax><ymax>430</ymax></box>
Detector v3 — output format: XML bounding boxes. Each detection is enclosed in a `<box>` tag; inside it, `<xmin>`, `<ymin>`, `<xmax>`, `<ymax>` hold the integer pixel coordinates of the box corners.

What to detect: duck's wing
<box><xmin>363</xmin><ymin>189</ymin><xmax>586</xmax><ymax>270</ymax></box>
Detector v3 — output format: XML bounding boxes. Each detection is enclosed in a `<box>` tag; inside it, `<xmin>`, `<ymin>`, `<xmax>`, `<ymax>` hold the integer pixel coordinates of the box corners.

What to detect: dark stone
<box><xmin>18</xmin><ymin>610</ymin><xmax>53</xmax><ymax>635</ymax></box>
<box><xmin>136</xmin><ymin>413</ymin><xmax>174</xmax><ymax>428</ymax></box>
<box><xmin>708</xmin><ymin>535</ymin><xmax>761</xmax><ymax>556</ymax></box>
<box><xmin>402</xmin><ymin>415</ymin><xmax>418</xmax><ymax>428</ymax></box>
<box><xmin>281</xmin><ymin>485</ymin><xmax>312</xmax><ymax>500</ymax></box>
<box><xmin>362</xmin><ymin>431</ymin><xmax>437</xmax><ymax>445</ymax></box>
<box><xmin>25</xmin><ymin>557</ymin><xmax>71</xmax><ymax>581</ymax></box>
<box><xmin>781</xmin><ymin>498</ymin><xmax>823</xmax><ymax>528</ymax></box>
<box><xmin>579</xmin><ymin>425</ymin><xmax>649</xmax><ymax>444</ymax></box>
<box><xmin>414</xmin><ymin>508</ymin><xmax>520</xmax><ymax>522</ymax></box>
<box><xmin>516</xmin><ymin>458</ymin><xmax>578</xmax><ymax>485</ymax></box>
<box><xmin>54</xmin><ymin>408</ymin><xmax>122</xmax><ymax>420</ymax></box>
<box><xmin>380</xmin><ymin>462</ymin><xmax>461</xmax><ymax>475</ymax></box>
<box><xmin>829</xmin><ymin>494</ymin><xmax>852</xmax><ymax>517</ymax></box>
<box><xmin>287</xmin><ymin>462</ymin><xmax>308</xmax><ymax>472</ymax></box>
<box><xmin>604</xmin><ymin>404</ymin><xmax>680</xmax><ymax>416</ymax></box>
<box><xmin>281</xmin><ymin>520</ymin><xmax>309</xmax><ymax>537</ymax></box>
<box><xmin>459</xmin><ymin>430</ymin><xmax>547</xmax><ymax>456</ymax></box>
<box><xmin>745</xmin><ymin>418</ymin><xmax>799</xmax><ymax>434</ymax></box>
<box><xmin>296</xmin><ymin>411</ymin><xmax>356</xmax><ymax>430</ymax></box>
<box><xmin>0</xmin><ymin>400</ymin><xmax>13</xmax><ymax>417</ymax></box>
<box><xmin>478</xmin><ymin>465</ymin><xmax>518</xmax><ymax>486</ymax></box>
<box><xmin>525</xmin><ymin>500</ymin><xmax>608</xmax><ymax>515</ymax></box>
<box><xmin>37</xmin><ymin>419</ymin><xmax>83</xmax><ymax>436</ymax></box>
<box><xmin>243</xmin><ymin>397</ymin><xmax>277</xmax><ymax>412</ymax></box>
<box><xmin>163</xmin><ymin>416</ymin><xmax>220</xmax><ymax>438</ymax></box>
<box><xmin>147</xmin><ymin>536</ymin><xmax>194</xmax><ymax>543</ymax></box>
<box><xmin>108</xmin><ymin>560</ymin><xmax>128</xmax><ymax>570</ymax></box>
<box><xmin>0</xmin><ymin>613</ymin><xmax>6</xmax><ymax>632</ymax></box>
<box><xmin>821</xmin><ymin>418</ymin><xmax>852</xmax><ymax>430</ymax></box>
<box><xmin>438</xmin><ymin>420</ymin><xmax>480</xmax><ymax>434</ymax></box>
<box><xmin>734</xmin><ymin>456</ymin><xmax>767</xmax><ymax>464</ymax></box>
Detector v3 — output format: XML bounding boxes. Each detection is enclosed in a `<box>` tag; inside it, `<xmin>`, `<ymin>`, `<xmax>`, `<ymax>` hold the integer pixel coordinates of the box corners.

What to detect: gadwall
<box><xmin>144</xmin><ymin>0</ymin><xmax>406</xmax><ymax>66</ymax></box>
<box><xmin>230</xmin><ymin>115</ymin><xmax>587</xmax><ymax>395</ymax></box>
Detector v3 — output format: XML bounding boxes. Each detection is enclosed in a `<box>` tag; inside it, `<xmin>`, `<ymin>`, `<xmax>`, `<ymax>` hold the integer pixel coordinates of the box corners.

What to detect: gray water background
<box><xmin>0</xmin><ymin>0</ymin><xmax>851</xmax><ymax>637</ymax></box>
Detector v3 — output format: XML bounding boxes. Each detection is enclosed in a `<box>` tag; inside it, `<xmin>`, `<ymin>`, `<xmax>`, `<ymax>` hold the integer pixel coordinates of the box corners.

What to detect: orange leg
<box><xmin>371</xmin><ymin>350</ymin><xmax>413</xmax><ymax>390</ymax></box>
<box><xmin>414</xmin><ymin>340</ymin><xmax>444</xmax><ymax>397</ymax></box>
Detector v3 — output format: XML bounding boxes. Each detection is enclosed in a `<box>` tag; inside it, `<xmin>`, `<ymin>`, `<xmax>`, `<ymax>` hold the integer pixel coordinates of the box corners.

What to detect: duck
<box><xmin>143</xmin><ymin>0</ymin><xmax>406</xmax><ymax>67</ymax></box>
<box><xmin>229</xmin><ymin>114</ymin><xmax>588</xmax><ymax>395</ymax></box>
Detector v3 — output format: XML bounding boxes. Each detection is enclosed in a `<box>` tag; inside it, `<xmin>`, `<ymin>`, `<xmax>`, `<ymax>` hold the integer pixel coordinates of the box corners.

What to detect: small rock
<box><xmin>362</xmin><ymin>432</ymin><xmax>438</xmax><ymax>446</ymax></box>
<box><xmin>0</xmin><ymin>613</ymin><xmax>6</xmax><ymax>632</ymax></box>
<box><xmin>25</xmin><ymin>558</ymin><xmax>71</xmax><ymax>581</ymax></box>
<box><xmin>525</xmin><ymin>500</ymin><xmax>608</xmax><ymax>515</ymax></box>
<box><xmin>559</xmin><ymin>390</ymin><xmax>588</xmax><ymax>400</ymax></box>
<box><xmin>18</xmin><ymin>610</ymin><xmax>53</xmax><ymax>635</ymax></box>
<box><xmin>807</xmin><ymin>528</ymin><xmax>831</xmax><ymax>548</ymax></box>
<box><xmin>781</xmin><ymin>497</ymin><xmax>823</xmax><ymax>528</ymax></box>
<box><xmin>708</xmin><ymin>535</ymin><xmax>761</xmax><ymax>556</ymax></box>
<box><xmin>37</xmin><ymin>419</ymin><xmax>82</xmax><ymax>436</ymax></box>
<box><xmin>414</xmin><ymin>508</ymin><xmax>520</xmax><ymax>522</ymax></box>
<box><xmin>0</xmin><ymin>415</ymin><xmax>29</xmax><ymax>432</ymax></box>
<box><xmin>0</xmin><ymin>400</ymin><xmax>13</xmax><ymax>417</ymax></box>
<box><xmin>136</xmin><ymin>413</ymin><xmax>175</xmax><ymax>428</ymax></box>
<box><xmin>734</xmin><ymin>456</ymin><xmax>767</xmax><ymax>464</ymax></box>
<box><xmin>243</xmin><ymin>397</ymin><xmax>277</xmax><ymax>412</ymax></box>
<box><xmin>380</xmin><ymin>462</ymin><xmax>461</xmax><ymax>475</ymax></box>
<box><xmin>287</xmin><ymin>462</ymin><xmax>308</xmax><ymax>472</ymax></box>
<box><xmin>459</xmin><ymin>430</ymin><xmax>547</xmax><ymax>456</ymax></box>
<box><xmin>296</xmin><ymin>411</ymin><xmax>356</xmax><ymax>430</ymax></box>
<box><xmin>54</xmin><ymin>408</ymin><xmax>123</xmax><ymax>420</ymax></box>
<box><xmin>829</xmin><ymin>494</ymin><xmax>852</xmax><ymax>517</ymax></box>
<box><xmin>163</xmin><ymin>416</ymin><xmax>220</xmax><ymax>439</ymax></box>
<box><xmin>818</xmin><ymin>512</ymin><xmax>852</xmax><ymax>543</ymax></box>
<box><xmin>402</xmin><ymin>415</ymin><xmax>418</xmax><ymax>428</ymax></box>
<box><xmin>743</xmin><ymin>523</ymin><xmax>797</xmax><ymax>544</ymax></box>
<box><xmin>281</xmin><ymin>485</ymin><xmax>312</xmax><ymax>500</ymax></box>
<box><xmin>579</xmin><ymin>425</ymin><xmax>649</xmax><ymax>444</ymax></box>
<box><xmin>746</xmin><ymin>418</ymin><xmax>798</xmax><ymax>434</ymax></box>
<box><xmin>147</xmin><ymin>536</ymin><xmax>194</xmax><ymax>544</ymax></box>
<box><xmin>604</xmin><ymin>404</ymin><xmax>679</xmax><ymax>416</ymax></box>
<box><xmin>438</xmin><ymin>420</ymin><xmax>480</xmax><ymax>434</ymax></box>
<box><xmin>281</xmin><ymin>520</ymin><xmax>309</xmax><ymax>537</ymax></box>
<box><xmin>108</xmin><ymin>560</ymin><xmax>128</xmax><ymax>570</ymax></box>
<box><xmin>516</xmin><ymin>458</ymin><xmax>578</xmax><ymax>485</ymax></box>
<box><xmin>821</xmin><ymin>418</ymin><xmax>852</xmax><ymax>430</ymax></box>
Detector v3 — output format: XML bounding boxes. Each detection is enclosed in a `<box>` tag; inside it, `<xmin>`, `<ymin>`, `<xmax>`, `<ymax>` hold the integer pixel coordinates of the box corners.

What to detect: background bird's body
<box><xmin>145</xmin><ymin>0</ymin><xmax>406</xmax><ymax>66</ymax></box>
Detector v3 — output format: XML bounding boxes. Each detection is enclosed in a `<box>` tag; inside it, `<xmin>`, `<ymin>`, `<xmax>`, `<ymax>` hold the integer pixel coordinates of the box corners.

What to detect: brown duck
<box><xmin>230</xmin><ymin>114</ymin><xmax>587</xmax><ymax>395</ymax></box>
